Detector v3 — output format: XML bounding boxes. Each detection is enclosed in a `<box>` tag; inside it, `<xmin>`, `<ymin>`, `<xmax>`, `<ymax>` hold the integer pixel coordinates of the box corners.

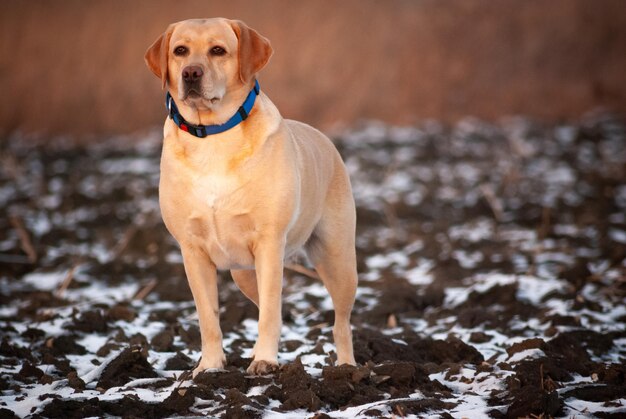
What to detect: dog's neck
<box><xmin>166</xmin><ymin>80</ymin><xmax>259</xmax><ymax>136</ymax></box>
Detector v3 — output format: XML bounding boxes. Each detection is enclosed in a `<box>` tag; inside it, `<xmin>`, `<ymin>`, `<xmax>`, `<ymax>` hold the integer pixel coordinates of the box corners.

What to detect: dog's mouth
<box><xmin>186</xmin><ymin>90</ymin><xmax>201</xmax><ymax>99</ymax></box>
<box><xmin>182</xmin><ymin>89</ymin><xmax>221</xmax><ymax>106</ymax></box>
<box><xmin>183</xmin><ymin>88</ymin><xmax>202</xmax><ymax>100</ymax></box>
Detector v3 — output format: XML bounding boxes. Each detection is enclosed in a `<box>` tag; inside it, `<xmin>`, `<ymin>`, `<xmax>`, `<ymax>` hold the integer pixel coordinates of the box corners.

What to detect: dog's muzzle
<box><xmin>182</xmin><ymin>65</ymin><xmax>203</xmax><ymax>97</ymax></box>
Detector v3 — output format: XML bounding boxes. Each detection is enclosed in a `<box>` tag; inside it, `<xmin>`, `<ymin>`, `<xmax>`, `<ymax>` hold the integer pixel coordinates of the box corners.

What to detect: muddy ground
<box><xmin>0</xmin><ymin>113</ymin><xmax>625</xmax><ymax>417</ymax></box>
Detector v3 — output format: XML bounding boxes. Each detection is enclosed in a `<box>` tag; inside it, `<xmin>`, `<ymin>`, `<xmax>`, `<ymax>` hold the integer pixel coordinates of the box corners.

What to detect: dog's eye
<box><xmin>173</xmin><ymin>46</ymin><xmax>188</xmax><ymax>56</ymax></box>
<box><xmin>210</xmin><ymin>46</ymin><xmax>226</xmax><ymax>56</ymax></box>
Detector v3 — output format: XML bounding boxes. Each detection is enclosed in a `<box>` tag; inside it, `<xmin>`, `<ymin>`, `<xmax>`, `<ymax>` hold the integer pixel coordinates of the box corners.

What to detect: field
<box><xmin>2</xmin><ymin>0</ymin><xmax>626</xmax><ymax>135</ymax></box>
<box><xmin>1</xmin><ymin>113</ymin><xmax>625</xmax><ymax>417</ymax></box>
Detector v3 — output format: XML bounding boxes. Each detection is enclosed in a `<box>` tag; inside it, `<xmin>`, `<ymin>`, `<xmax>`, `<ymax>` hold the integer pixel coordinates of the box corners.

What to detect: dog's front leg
<box><xmin>246</xmin><ymin>237</ymin><xmax>284</xmax><ymax>374</ymax></box>
<box><xmin>180</xmin><ymin>246</ymin><xmax>226</xmax><ymax>377</ymax></box>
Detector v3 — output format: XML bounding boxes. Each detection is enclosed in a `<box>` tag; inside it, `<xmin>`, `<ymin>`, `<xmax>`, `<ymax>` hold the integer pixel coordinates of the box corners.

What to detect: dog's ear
<box><xmin>229</xmin><ymin>20</ymin><xmax>273</xmax><ymax>84</ymax></box>
<box><xmin>145</xmin><ymin>24</ymin><xmax>175</xmax><ymax>89</ymax></box>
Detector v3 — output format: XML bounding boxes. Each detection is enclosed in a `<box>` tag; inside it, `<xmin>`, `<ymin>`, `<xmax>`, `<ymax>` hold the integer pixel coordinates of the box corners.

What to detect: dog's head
<box><xmin>145</xmin><ymin>18</ymin><xmax>272</xmax><ymax>112</ymax></box>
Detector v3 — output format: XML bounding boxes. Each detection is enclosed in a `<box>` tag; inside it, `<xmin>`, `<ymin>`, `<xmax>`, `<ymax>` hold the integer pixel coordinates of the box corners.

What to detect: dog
<box><xmin>145</xmin><ymin>18</ymin><xmax>357</xmax><ymax>375</ymax></box>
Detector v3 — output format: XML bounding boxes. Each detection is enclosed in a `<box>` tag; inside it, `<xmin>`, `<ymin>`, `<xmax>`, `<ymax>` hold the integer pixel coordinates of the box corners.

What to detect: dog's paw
<box><xmin>192</xmin><ymin>354</ymin><xmax>227</xmax><ymax>378</ymax></box>
<box><xmin>336</xmin><ymin>356</ymin><xmax>357</xmax><ymax>366</ymax></box>
<box><xmin>246</xmin><ymin>359</ymin><xmax>279</xmax><ymax>375</ymax></box>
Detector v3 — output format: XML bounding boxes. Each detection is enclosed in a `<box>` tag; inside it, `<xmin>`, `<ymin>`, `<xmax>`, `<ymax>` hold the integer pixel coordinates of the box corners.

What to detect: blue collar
<box><xmin>165</xmin><ymin>80</ymin><xmax>260</xmax><ymax>137</ymax></box>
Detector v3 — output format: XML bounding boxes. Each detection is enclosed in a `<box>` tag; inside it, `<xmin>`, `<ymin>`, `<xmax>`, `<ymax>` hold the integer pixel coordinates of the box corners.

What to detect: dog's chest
<box><xmin>195</xmin><ymin>173</ymin><xmax>236</xmax><ymax>208</ymax></box>
<box><xmin>160</xmin><ymin>165</ymin><xmax>257</xmax><ymax>269</ymax></box>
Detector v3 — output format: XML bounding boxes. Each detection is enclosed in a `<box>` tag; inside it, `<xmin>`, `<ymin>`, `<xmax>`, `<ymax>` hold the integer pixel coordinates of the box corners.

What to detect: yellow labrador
<box><xmin>145</xmin><ymin>18</ymin><xmax>357</xmax><ymax>375</ymax></box>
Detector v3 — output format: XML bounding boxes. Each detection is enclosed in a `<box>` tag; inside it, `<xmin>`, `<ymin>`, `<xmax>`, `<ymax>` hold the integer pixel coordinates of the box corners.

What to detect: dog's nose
<box><xmin>182</xmin><ymin>66</ymin><xmax>203</xmax><ymax>83</ymax></box>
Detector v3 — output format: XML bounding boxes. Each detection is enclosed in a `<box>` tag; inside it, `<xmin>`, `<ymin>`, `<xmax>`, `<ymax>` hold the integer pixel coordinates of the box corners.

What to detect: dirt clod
<box><xmin>506</xmin><ymin>387</ymin><xmax>561</xmax><ymax>418</ymax></box>
<box><xmin>107</xmin><ymin>304</ymin><xmax>136</xmax><ymax>322</ymax></box>
<box><xmin>150</xmin><ymin>328</ymin><xmax>175</xmax><ymax>352</ymax></box>
<box><xmin>194</xmin><ymin>368</ymin><xmax>248</xmax><ymax>392</ymax></box>
<box><xmin>67</xmin><ymin>371</ymin><xmax>86</xmax><ymax>392</ymax></box>
<box><xmin>46</xmin><ymin>335</ymin><xmax>87</xmax><ymax>356</ymax></box>
<box><xmin>164</xmin><ymin>351</ymin><xmax>194</xmax><ymax>371</ymax></box>
<box><xmin>97</xmin><ymin>347</ymin><xmax>158</xmax><ymax>389</ymax></box>
<box><xmin>71</xmin><ymin>309</ymin><xmax>108</xmax><ymax>333</ymax></box>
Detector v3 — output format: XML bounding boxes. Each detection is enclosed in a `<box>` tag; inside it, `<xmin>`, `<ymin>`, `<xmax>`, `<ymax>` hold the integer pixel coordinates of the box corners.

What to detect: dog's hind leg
<box><xmin>310</xmin><ymin>236</ymin><xmax>358</xmax><ymax>366</ymax></box>
<box><xmin>307</xmin><ymin>181</ymin><xmax>358</xmax><ymax>366</ymax></box>
<box><xmin>231</xmin><ymin>269</ymin><xmax>261</xmax><ymax>360</ymax></box>
<box><xmin>231</xmin><ymin>269</ymin><xmax>260</xmax><ymax>307</ymax></box>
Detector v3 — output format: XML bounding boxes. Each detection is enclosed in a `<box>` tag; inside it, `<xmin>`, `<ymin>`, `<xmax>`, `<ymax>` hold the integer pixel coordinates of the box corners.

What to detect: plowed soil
<box><xmin>1</xmin><ymin>113</ymin><xmax>625</xmax><ymax>417</ymax></box>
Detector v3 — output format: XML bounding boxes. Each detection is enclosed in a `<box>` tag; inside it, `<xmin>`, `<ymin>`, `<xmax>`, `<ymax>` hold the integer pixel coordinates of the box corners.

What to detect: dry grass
<box><xmin>1</xmin><ymin>0</ymin><xmax>626</xmax><ymax>139</ymax></box>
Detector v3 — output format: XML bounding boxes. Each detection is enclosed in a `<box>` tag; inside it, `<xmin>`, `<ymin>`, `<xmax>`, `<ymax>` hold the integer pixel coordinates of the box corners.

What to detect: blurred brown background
<box><xmin>1</xmin><ymin>0</ymin><xmax>625</xmax><ymax>139</ymax></box>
